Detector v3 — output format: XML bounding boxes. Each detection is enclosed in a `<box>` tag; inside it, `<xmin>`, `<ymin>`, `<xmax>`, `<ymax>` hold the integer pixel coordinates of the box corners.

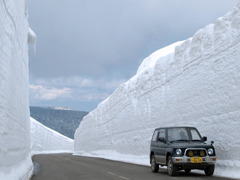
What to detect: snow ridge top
<box><xmin>137</xmin><ymin>41</ymin><xmax>184</xmax><ymax>75</ymax></box>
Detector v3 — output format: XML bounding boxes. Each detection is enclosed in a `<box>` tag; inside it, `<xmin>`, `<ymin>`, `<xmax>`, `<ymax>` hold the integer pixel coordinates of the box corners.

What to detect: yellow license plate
<box><xmin>191</xmin><ymin>157</ymin><xmax>202</xmax><ymax>163</ymax></box>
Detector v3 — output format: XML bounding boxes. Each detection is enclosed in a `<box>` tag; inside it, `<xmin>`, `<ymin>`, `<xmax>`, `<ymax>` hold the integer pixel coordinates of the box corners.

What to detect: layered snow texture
<box><xmin>31</xmin><ymin>117</ymin><xmax>74</xmax><ymax>154</ymax></box>
<box><xmin>75</xmin><ymin>1</ymin><xmax>240</xmax><ymax>178</ymax></box>
<box><xmin>0</xmin><ymin>0</ymin><xmax>33</xmax><ymax>179</ymax></box>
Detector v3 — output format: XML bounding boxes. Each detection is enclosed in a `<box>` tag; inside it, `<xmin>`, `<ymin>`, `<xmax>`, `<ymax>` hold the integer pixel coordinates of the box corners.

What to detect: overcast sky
<box><xmin>28</xmin><ymin>0</ymin><xmax>238</xmax><ymax>112</ymax></box>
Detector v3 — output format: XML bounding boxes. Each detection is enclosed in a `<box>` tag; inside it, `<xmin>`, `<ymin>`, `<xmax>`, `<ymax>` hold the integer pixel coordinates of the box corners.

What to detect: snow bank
<box><xmin>31</xmin><ymin>117</ymin><xmax>74</xmax><ymax>154</ymax></box>
<box><xmin>75</xmin><ymin>1</ymin><xmax>240</xmax><ymax>179</ymax></box>
<box><xmin>0</xmin><ymin>0</ymin><xmax>33</xmax><ymax>179</ymax></box>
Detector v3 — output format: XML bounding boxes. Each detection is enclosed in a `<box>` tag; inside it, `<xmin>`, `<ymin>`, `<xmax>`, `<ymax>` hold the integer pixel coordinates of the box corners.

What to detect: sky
<box><xmin>28</xmin><ymin>0</ymin><xmax>238</xmax><ymax>112</ymax></box>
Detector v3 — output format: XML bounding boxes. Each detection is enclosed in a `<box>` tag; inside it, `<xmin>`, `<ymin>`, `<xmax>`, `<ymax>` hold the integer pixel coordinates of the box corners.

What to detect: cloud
<box><xmin>29</xmin><ymin>76</ymin><xmax>126</xmax><ymax>104</ymax></box>
<box><xmin>30</xmin><ymin>85</ymin><xmax>72</xmax><ymax>100</ymax></box>
<box><xmin>76</xmin><ymin>90</ymin><xmax>110</xmax><ymax>102</ymax></box>
<box><xmin>31</xmin><ymin>76</ymin><xmax>127</xmax><ymax>91</ymax></box>
<box><xmin>28</xmin><ymin>0</ymin><xmax>238</xmax><ymax>79</ymax></box>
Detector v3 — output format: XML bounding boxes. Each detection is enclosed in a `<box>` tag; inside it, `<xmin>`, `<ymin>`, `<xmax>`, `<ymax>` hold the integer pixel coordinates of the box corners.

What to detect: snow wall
<box><xmin>0</xmin><ymin>0</ymin><xmax>33</xmax><ymax>179</ymax></box>
<box><xmin>31</xmin><ymin>117</ymin><xmax>74</xmax><ymax>154</ymax></box>
<box><xmin>75</xmin><ymin>2</ymin><xmax>240</xmax><ymax>178</ymax></box>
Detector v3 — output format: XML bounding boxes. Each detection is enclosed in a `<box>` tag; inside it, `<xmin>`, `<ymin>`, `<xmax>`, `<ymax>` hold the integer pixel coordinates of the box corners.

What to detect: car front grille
<box><xmin>185</xmin><ymin>149</ymin><xmax>207</xmax><ymax>157</ymax></box>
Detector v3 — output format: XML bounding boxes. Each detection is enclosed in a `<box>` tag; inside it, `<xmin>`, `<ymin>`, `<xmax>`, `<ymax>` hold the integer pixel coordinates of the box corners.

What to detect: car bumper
<box><xmin>172</xmin><ymin>156</ymin><xmax>216</xmax><ymax>165</ymax></box>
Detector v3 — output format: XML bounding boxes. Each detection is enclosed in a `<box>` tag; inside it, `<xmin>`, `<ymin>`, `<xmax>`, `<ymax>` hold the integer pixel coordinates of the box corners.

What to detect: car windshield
<box><xmin>168</xmin><ymin>128</ymin><xmax>202</xmax><ymax>142</ymax></box>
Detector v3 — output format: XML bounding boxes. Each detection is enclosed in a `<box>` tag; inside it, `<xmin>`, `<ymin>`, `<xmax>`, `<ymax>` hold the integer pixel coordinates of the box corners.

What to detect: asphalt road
<box><xmin>31</xmin><ymin>153</ymin><xmax>234</xmax><ymax>180</ymax></box>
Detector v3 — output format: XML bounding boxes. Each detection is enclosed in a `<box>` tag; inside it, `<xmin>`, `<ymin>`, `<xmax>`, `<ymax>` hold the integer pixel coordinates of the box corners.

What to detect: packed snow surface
<box><xmin>31</xmin><ymin>117</ymin><xmax>74</xmax><ymax>154</ymax></box>
<box><xmin>75</xmin><ymin>1</ymin><xmax>240</xmax><ymax>179</ymax></box>
<box><xmin>0</xmin><ymin>0</ymin><xmax>33</xmax><ymax>179</ymax></box>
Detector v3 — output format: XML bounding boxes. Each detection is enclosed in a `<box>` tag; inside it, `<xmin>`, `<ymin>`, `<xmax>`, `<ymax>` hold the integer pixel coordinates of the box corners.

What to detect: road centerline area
<box><xmin>63</xmin><ymin>157</ymin><xmax>90</xmax><ymax>167</ymax></box>
<box><xmin>107</xmin><ymin>172</ymin><xmax>130</xmax><ymax>180</ymax></box>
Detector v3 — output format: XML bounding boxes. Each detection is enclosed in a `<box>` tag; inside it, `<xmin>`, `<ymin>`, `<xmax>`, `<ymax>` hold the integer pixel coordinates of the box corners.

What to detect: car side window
<box><xmin>152</xmin><ymin>130</ymin><xmax>158</xmax><ymax>142</ymax></box>
<box><xmin>158</xmin><ymin>129</ymin><xmax>165</xmax><ymax>139</ymax></box>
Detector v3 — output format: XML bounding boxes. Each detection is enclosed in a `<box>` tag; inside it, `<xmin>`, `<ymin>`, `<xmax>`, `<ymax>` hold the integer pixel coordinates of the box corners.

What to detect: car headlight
<box><xmin>176</xmin><ymin>149</ymin><xmax>182</xmax><ymax>155</ymax></box>
<box><xmin>208</xmin><ymin>148</ymin><xmax>214</xmax><ymax>155</ymax></box>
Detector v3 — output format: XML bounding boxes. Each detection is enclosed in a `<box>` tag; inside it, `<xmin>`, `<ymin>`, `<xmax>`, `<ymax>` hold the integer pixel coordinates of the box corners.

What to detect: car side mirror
<box><xmin>202</xmin><ymin>136</ymin><xmax>207</xmax><ymax>142</ymax></box>
<box><xmin>158</xmin><ymin>137</ymin><xmax>166</xmax><ymax>143</ymax></box>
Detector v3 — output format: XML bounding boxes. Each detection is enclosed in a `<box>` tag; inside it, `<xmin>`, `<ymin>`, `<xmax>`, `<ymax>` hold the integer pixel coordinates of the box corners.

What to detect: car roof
<box><xmin>154</xmin><ymin>126</ymin><xmax>197</xmax><ymax>131</ymax></box>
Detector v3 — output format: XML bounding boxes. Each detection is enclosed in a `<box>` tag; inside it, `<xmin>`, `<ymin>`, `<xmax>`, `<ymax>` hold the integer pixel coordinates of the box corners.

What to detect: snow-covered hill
<box><xmin>31</xmin><ymin>117</ymin><xmax>74</xmax><ymax>154</ymax></box>
<box><xmin>74</xmin><ymin>1</ymin><xmax>240</xmax><ymax>179</ymax></box>
<box><xmin>30</xmin><ymin>106</ymin><xmax>88</xmax><ymax>139</ymax></box>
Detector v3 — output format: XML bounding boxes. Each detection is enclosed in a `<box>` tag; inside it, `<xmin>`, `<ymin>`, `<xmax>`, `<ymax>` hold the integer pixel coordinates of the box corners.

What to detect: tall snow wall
<box><xmin>31</xmin><ymin>117</ymin><xmax>74</xmax><ymax>154</ymax></box>
<box><xmin>0</xmin><ymin>0</ymin><xmax>33</xmax><ymax>179</ymax></box>
<box><xmin>75</xmin><ymin>1</ymin><xmax>240</xmax><ymax>178</ymax></box>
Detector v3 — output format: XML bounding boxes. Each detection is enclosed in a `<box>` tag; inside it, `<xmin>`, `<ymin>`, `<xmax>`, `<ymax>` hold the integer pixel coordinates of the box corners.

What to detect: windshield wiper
<box><xmin>170</xmin><ymin>139</ymin><xmax>189</xmax><ymax>143</ymax></box>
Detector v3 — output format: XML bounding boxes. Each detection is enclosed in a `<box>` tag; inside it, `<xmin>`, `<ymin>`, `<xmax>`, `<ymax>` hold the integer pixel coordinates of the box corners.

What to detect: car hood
<box><xmin>169</xmin><ymin>141</ymin><xmax>214</xmax><ymax>149</ymax></box>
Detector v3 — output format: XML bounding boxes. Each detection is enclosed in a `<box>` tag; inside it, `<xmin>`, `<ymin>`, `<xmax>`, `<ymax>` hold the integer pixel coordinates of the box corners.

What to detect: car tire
<box><xmin>167</xmin><ymin>156</ymin><xmax>177</xmax><ymax>176</ymax></box>
<box><xmin>204</xmin><ymin>165</ymin><xmax>215</xmax><ymax>176</ymax></box>
<box><xmin>151</xmin><ymin>155</ymin><xmax>159</xmax><ymax>173</ymax></box>
<box><xmin>185</xmin><ymin>169</ymin><xmax>191</xmax><ymax>174</ymax></box>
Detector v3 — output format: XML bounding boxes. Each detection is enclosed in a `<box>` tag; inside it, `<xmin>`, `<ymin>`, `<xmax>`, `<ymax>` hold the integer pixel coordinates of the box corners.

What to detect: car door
<box><xmin>155</xmin><ymin>129</ymin><xmax>167</xmax><ymax>164</ymax></box>
<box><xmin>150</xmin><ymin>130</ymin><xmax>159</xmax><ymax>157</ymax></box>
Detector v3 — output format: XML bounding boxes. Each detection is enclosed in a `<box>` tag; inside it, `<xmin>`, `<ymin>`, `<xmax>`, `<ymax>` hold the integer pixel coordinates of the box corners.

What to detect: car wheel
<box><xmin>167</xmin><ymin>156</ymin><xmax>177</xmax><ymax>176</ymax></box>
<box><xmin>151</xmin><ymin>155</ymin><xmax>159</xmax><ymax>173</ymax></box>
<box><xmin>204</xmin><ymin>165</ymin><xmax>215</xmax><ymax>176</ymax></box>
<box><xmin>185</xmin><ymin>169</ymin><xmax>191</xmax><ymax>174</ymax></box>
